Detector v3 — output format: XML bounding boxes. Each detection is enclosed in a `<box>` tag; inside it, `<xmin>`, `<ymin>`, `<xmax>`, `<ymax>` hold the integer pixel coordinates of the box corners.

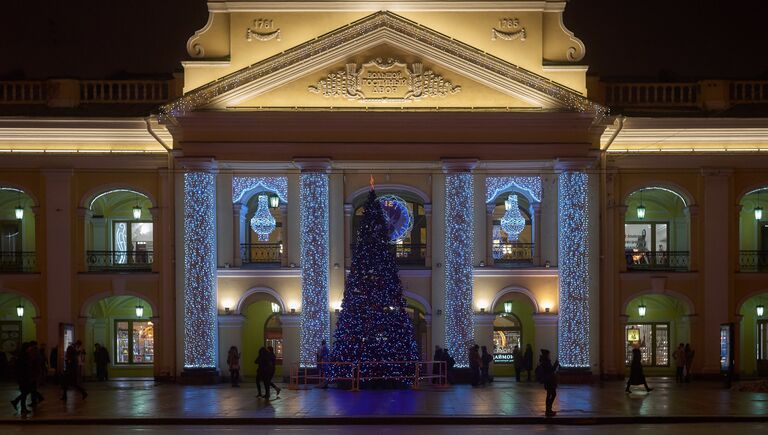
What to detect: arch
<box><xmin>235</xmin><ymin>286</ymin><xmax>286</xmax><ymax>315</ymax></box>
<box><xmin>736</xmin><ymin>289</ymin><xmax>768</xmax><ymax>314</ymax></box>
<box><xmin>0</xmin><ymin>185</ymin><xmax>40</xmax><ymax>208</ymax></box>
<box><xmin>232</xmin><ymin>176</ymin><xmax>288</xmax><ymax>206</ymax></box>
<box><xmin>622</xmin><ymin>183</ymin><xmax>694</xmax><ymax>208</ymax></box>
<box><xmin>0</xmin><ymin>288</ymin><xmax>41</xmax><ymax>315</ymax></box>
<box><xmin>346</xmin><ymin>183</ymin><xmax>430</xmax><ymax>205</ymax></box>
<box><xmin>738</xmin><ymin>185</ymin><xmax>768</xmax><ymax>203</ymax></box>
<box><xmin>403</xmin><ymin>290</ymin><xmax>432</xmax><ymax>315</ymax></box>
<box><xmin>81</xmin><ymin>184</ymin><xmax>157</xmax><ymax>210</ymax></box>
<box><xmin>491</xmin><ymin>286</ymin><xmax>541</xmax><ymax>314</ymax></box>
<box><xmin>79</xmin><ymin>290</ymin><xmax>158</xmax><ymax>318</ymax></box>
<box><xmin>621</xmin><ymin>289</ymin><xmax>695</xmax><ymax>316</ymax></box>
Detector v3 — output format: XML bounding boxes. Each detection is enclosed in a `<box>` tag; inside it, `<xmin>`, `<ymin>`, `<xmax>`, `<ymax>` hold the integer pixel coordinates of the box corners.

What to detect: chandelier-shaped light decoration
<box><xmin>250</xmin><ymin>195</ymin><xmax>276</xmax><ymax>241</ymax></box>
<box><xmin>501</xmin><ymin>194</ymin><xmax>526</xmax><ymax>241</ymax></box>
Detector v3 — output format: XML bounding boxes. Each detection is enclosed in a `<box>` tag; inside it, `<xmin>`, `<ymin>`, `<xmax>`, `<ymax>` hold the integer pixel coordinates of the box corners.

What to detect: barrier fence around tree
<box><xmin>289</xmin><ymin>360</ymin><xmax>447</xmax><ymax>390</ymax></box>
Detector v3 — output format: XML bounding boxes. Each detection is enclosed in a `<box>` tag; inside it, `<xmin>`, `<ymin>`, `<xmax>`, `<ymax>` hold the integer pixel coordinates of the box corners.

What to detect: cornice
<box><xmin>208</xmin><ymin>1</ymin><xmax>566</xmax><ymax>13</ymax></box>
<box><xmin>0</xmin><ymin>117</ymin><xmax>172</xmax><ymax>145</ymax></box>
<box><xmin>473</xmin><ymin>267</ymin><xmax>558</xmax><ymax>277</ymax></box>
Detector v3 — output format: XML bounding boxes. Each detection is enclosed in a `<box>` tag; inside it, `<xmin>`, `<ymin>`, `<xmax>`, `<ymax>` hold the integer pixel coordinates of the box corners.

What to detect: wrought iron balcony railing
<box><xmin>739</xmin><ymin>250</ymin><xmax>768</xmax><ymax>272</ymax></box>
<box><xmin>0</xmin><ymin>252</ymin><xmax>36</xmax><ymax>273</ymax></box>
<box><xmin>626</xmin><ymin>250</ymin><xmax>689</xmax><ymax>272</ymax></box>
<box><xmin>350</xmin><ymin>243</ymin><xmax>427</xmax><ymax>266</ymax></box>
<box><xmin>492</xmin><ymin>242</ymin><xmax>534</xmax><ymax>266</ymax></box>
<box><xmin>241</xmin><ymin>243</ymin><xmax>282</xmax><ymax>265</ymax></box>
<box><xmin>86</xmin><ymin>251</ymin><xmax>153</xmax><ymax>272</ymax></box>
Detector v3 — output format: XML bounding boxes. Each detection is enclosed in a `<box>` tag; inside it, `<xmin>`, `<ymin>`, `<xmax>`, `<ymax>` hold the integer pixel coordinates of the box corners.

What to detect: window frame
<box><xmin>113</xmin><ymin>319</ymin><xmax>154</xmax><ymax>366</ymax></box>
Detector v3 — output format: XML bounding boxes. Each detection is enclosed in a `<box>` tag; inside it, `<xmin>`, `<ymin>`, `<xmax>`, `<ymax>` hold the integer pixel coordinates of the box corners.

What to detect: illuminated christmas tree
<box><xmin>330</xmin><ymin>186</ymin><xmax>420</xmax><ymax>384</ymax></box>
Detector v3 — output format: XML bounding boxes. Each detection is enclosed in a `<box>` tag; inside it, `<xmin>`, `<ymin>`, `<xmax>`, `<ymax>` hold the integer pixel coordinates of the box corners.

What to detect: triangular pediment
<box><xmin>161</xmin><ymin>12</ymin><xmax>604</xmax><ymax>120</ymax></box>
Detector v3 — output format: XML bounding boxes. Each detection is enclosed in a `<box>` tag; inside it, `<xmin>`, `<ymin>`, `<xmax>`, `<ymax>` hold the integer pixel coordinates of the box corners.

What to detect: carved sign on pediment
<box><xmin>308</xmin><ymin>58</ymin><xmax>461</xmax><ymax>103</ymax></box>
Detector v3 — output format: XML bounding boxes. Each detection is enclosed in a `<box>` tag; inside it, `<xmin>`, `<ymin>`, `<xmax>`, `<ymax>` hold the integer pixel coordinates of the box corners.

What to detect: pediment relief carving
<box><xmin>308</xmin><ymin>58</ymin><xmax>461</xmax><ymax>103</ymax></box>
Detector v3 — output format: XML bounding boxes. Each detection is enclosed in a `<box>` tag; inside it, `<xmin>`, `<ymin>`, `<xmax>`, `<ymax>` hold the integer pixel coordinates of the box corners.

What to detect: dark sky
<box><xmin>2</xmin><ymin>0</ymin><xmax>768</xmax><ymax>80</ymax></box>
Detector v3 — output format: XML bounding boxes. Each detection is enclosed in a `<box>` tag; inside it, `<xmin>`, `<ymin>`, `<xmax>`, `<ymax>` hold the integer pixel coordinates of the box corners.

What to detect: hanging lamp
<box><xmin>755</xmin><ymin>190</ymin><xmax>763</xmax><ymax>221</ymax></box>
<box><xmin>757</xmin><ymin>304</ymin><xmax>765</xmax><ymax>317</ymax></box>
<box><xmin>16</xmin><ymin>303</ymin><xmax>24</xmax><ymax>318</ymax></box>
<box><xmin>500</xmin><ymin>194</ymin><xmax>526</xmax><ymax>241</ymax></box>
<box><xmin>638</xmin><ymin>302</ymin><xmax>647</xmax><ymax>317</ymax></box>
<box><xmin>14</xmin><ymin>191</ymin><xmax>23</xmax><ymax>220</ymax></box>
<box><xmin>135</xmin><ymin>305</ymin><xmax>144</xmax><ymax>318</ymax></box>
<box><xmin>269</xmin><ymin>195</ymin><xmax>280</xmax><ymax>209</ymax></box>
<box><xmin>133</xmin><ymin>195</ymin><xmax>142</xmax><ymax>220</ymax></box>
<box><xmin>636</xmin><ymin>190</ymin><xmax>646</xmax><ymax>220</ymax></box>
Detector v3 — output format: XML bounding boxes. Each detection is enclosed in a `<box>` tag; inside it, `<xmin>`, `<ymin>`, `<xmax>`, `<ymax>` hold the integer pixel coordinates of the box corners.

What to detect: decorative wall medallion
<box><xmin>246</xmin><ymin>18</ymin><xmax>281</xmax><ymax>42</ymax></box>
<box><xmin>492</xmin><ymin>18</ymin><xmax>526</xmax><ymax>42</ymax></box>
<box><xmin>308</xmin><ymin>58</ymin><xmax>461</xmax><ymax>103</ymax></box>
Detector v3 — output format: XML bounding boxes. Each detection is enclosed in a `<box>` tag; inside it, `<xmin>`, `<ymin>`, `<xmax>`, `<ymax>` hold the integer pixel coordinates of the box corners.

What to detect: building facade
<box><xmin>1</xmin><ymin>0</ymin><xmax>767</xmax><ymax>381</ymax></box>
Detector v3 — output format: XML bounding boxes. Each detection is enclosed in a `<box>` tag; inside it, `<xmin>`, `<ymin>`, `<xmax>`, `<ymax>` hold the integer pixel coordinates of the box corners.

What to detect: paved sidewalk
<box><xmin>2</xmin><ymin>378</ymin><xmax>767</xmax><ymax>424</ymax></box>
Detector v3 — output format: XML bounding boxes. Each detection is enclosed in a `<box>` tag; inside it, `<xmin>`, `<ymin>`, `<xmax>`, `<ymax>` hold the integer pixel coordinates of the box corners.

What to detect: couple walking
<box><xmin>226</xmin><ymin>345</ymin><xmax>282</xmax><ymax>400</ymax></box>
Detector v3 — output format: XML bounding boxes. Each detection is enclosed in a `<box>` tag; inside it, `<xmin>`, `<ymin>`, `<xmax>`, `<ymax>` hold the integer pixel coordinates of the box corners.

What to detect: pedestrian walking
<box><xmin>524</xmin><ymin>344</ymin><xmax>534</xmax><ymax>381</ymax></box>
<box><xmin>267</xmin><ymin>346</ymin><xmax>282</xmax><ymax>397</ymax></box>
<box><xmin>469</xmin><ymin>344</ymin><xmax>481</xmax><ymax>387</ymax></box>
<box><xmin>316</xmin><ymin>339</ymin><xmax>329</xmax><ymax>388</ymax></box>
<box><xmin>227</xmin><ymin>346</ymin><xmax>241</xmax><ymax>387</ymax></box>
<box><xmin>513</xmin><ymin>345</ymin><xmax>523</xmax><ymax>382</ymax></box>
<box><xmin>480</xmin><ymin>346</ymin><xmax>493</xmax><ymax>386</ymax></box>
<box><xmin>255</xmin><ymin>347</ymin><xmax>275</xmax><ymax>400</ymax></box>
<box><xmin>94</xmin><ymin>343</ymin><xmax>110</xmax><ymax>381</ymax></box>
<box><xmin>625</xmin><ymin>347</ymin><xmax>653</xmax><ymax>393</ymax></box>
<box><xmin>60</xmin><ymin>343</ymin><xmax>87</xmax><ymax>402</ymax></box>
<box><xmin>27</xmin><ymin>341</ymin><xmax>44</xmax><ymax>405</ymax></box>
<box><xmin>432</xmin><ymin>345</ymin><xmax>443</xmax><ymax>384</ymax></box>
<box><xmin>536</xmin><ymin>349</ymin><xmax>560</xmax><ymax>417</ymax></box>
<box><xmin>10</xmin><ymin>342</ymin><xmax>32</xmax><ymax>414</ymax></box>
<box><xmin>673</xmin><ymin>343</ymin><xmax>686</xmax><ymax>383</ymax></box>
<box><xmin>684</xmin><ymin>343</ymin><xmax>695</xmax><ymax>382</ymax></box>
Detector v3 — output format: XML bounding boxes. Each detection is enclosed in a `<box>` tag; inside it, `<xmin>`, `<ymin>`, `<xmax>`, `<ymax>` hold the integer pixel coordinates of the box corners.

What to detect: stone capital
<box><xmin>532</xmin><ymin>313</ymin><xmax>559</xmax><ymax>325</ymax></box>
<box><xmin>293</xmin><ymin>158</ymin><xmax>332</xmax><ymax>172</ymax></box>
<box><xmin>218</xmin><ymin>314</ymin><xmax>246</xmax><ymax>328</ymax></box>
<box><xmin>554</xmin><ymin>157</ymin><xmax>595</xmax><ymax>172</ymax></box>
<box><xmin>177</xmin><ymin>157</ymin><xmax>218</xmax><ymax>171</ymax></box>
<box><xmin>442</xmin><ymin>159</ymin><xmax>478</xmax><ymax>173</ymax></box>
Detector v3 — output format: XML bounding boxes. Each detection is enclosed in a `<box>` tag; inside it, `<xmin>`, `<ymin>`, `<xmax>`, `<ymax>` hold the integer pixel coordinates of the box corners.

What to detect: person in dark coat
<box><xmin>10</xmin><ymin>342</ymin><xmax>32</xmax><ymax>414</ymax></box>
<box><xmin>94</xmin><ymin>343</ymin><xmax>110</xmax><ymax>381</ymax></box>
<box><xmin>227</xmin><ymin>346</ymin><xmax>241</xmax><ymax>387</ymax></box>
<box><xmin>27</xmin><ymin>341</ymin><xmax>44</xmax><ymax>405</ymax></box>
<box><xmin>523</xmin><ymin>344</ymin><xmax>534</xmax><ymax>381</ymax></box>
<box><xmin>625</xmin><ymin>347</ymin><xmax>653</xmax><ymax>393</ymax></box>
<box><xmin>468</xmin><ymin>345</ymin><xmax>481</xmax><ymax>387</ymax></box>
<box><xmin>480</xmin><ymin>346</ymin><xmax>493</xmax><ymax>386</ymax></box>
<box><xmin>442</xmin><ymin>349</ymin><xmax>455</xmax><ymax>384</ymax></box>
<box><xmin>537</xmin><ymin>348</ymin><xmax>560</xmax><ymax>417</ymax></box>
<box><xmin>60</xmin><ymin>343</ymin><xmax>87</xmax><ymax>401</ymax></box>
<box><xmin>432</xmin><ymin>346</ymin><xmax>443</xmax><ymax>384</ymax></box>
<box><xmin>513</xmin><ymin>345</ymin><xmax>523</xmax><ymax>382</ymax></box>
<box><xmin>684</xmin><ymin>343</ymin><xmax>695</xmax><ymax>383</ymax></box>
<box><xmin>255</xmin><ymin>347</ymin><xmax>274</xmax><ymax>400</ymax></box>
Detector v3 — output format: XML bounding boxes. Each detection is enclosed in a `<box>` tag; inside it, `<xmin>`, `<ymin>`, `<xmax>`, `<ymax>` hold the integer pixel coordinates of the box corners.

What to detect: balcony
<box><xmin>492</xmin><ymin>242</ymin><xmax>534</xmax><ymax>267</ymax></box>
<box><xmin>626</xmin><ymin>250</ymin><xmax>689</xmax><ymax>272</ymax></box>
<box><xmin>0</xmin><ymin>252</ymin><xmax>36</xmax><ymax>273</ymax></box>
<box><xmin>86</xmin><ymin>251</ymin><xmax>153</xmax><ymax>272</ymax></box>
<box><xmin>241</xmin><ymin>243</ymin><xmax>282</xmax><ymax>266</ymax></box>
<box><xmin>350</xmin><ymin>243</ymin><xmax>426</xmax><ymax>267</ymax></box>
<box><xmin>739</xmin><ymin>251</ymin><xmax>768</xmax><ymax>273</ymax></box>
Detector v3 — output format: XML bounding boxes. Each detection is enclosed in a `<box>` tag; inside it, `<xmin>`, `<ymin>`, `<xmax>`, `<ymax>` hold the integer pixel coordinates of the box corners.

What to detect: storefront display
<box><xmin>625</xmin><ymin>323</ymin><xmax>669</xmax><ymax>367</ymax></box>
<box><xmin>115</xmin><ymin>320</ymin><xmax>154</xmax><ymax>365</ymax></box>
<box><xmin>493</xmin><ymin>315</ymin><xmax>522</xmax><ymax>364</ymax></box>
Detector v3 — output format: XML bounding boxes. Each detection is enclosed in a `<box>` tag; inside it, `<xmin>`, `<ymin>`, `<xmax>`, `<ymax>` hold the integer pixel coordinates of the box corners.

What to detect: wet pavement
<box><xmin>1</xmin><ymin>377</ymin><xmax>766</xmax><ymax>424</ymax></box>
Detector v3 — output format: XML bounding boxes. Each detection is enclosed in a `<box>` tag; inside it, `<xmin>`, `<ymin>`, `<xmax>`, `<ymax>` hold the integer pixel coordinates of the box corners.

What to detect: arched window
<box><xmin>0</xmin><ymin>188</ymin><xmax>36</xmax><ymax>272</ymax></box>
<box><xmin>87</xmin><ymin>190</ymin><xmax>153</xmax><ymax>272</ymax></box>
<box><xmin>739</xmin><ymin>187</ymin><xmax>768</xmax><ymax>272</ymax></box>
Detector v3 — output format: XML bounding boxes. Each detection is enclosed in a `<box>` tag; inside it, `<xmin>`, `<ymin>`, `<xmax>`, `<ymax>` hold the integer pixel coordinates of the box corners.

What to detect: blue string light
<box><xmin>250</xmin><ymin>194</ymin><xmax>277</xmax><ymax>241</ymax></box>
<box><xmin>557</xmin><ymin>171</ymin><xmax>590</xmax><ymax>368</ymax></box>
<box><xmin>232</xmin><ymin>176</ymin><xmax>288</xmax><ymax>204</ymax></box>
<box><xmin>299</xmin><ymin>172</ymin><xmax>330</xmax><ymax>367</ymax></box>
<box><xmin>486</xmin><ymin>176</ymin><xmax>542</xmax><ymax>203</ymax></box>
<box><xmin>445</xmin><ymin>172</ymin><xmax>474</xmax><ymax>368</ymax></box>
<box><xmin>183</xmin><ymin>172</ymin><xmax>218</xmax><ymax>369</ymax></box>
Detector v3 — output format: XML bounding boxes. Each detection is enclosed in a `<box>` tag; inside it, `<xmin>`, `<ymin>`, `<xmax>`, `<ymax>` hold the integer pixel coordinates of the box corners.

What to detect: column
<box><xmin>485</xmin><ymin>203</ymin><xmax>495</xmax><ymax>266</ymax></box>
<box><xmin>180</xmin><ymin>163</ymin><xmax>218</xmax><ymax>379</ymax></box>
<box><xmin>281</xmin><ymin>314</ymin><xmax>301</xmax><ymax>380</ymax></box>
<box><xmin>532</xmin><ymin>203</ymin><xmax>542</xmax><ymax>266</ymax></box>
<box><xmin>75</xmin><ymin>207</ymin><xmax>92</xmax><ymax>272</ymax></box>
<box><xmin>44</xmin><ymin>170</ymin><xmax>72</xmax><ymax>349</ymax></box>
<box><xmin>232</xmin><ymin>203</ymin><xmax>244</xmax><ymax>267</ymax></box>
<box><xmin>424</xmin><ymin>203</ymin><xmax>432</xmax><ymax>267</ymax></box>
<box><xmin>443</xmin><ymin>159</ymin><xmax>477</xmax><ymax>367</ymax></box>
<box><xmin>149</xmin><ymin>207</ymin><xmax>161</xmax><ymax>273</ymax></box>
<box><xmin>556</xmin><ymin>168</ymin><xmax>591</xmax><ymax>369</ymax></box>
<box><xmin>296</xmin><ymin>159</ymin><xmax>330</xmax><ymax>367</ymax></box>
<box><xmin>280</xmin><ymin>204</ymin><xmax>289</xmax><ymax>267</ymax></box>
<box><xmin>685</xmin><ymin>205</ymin><xmax>700</xmax><ymax>271</ymax></box>
<box><xmin>217</xmin><ymin>315</ymin><xmax>245</xmax><ymax>380</ymax></box>
<box><xmin>343</xmin><ymin>203</ymin><xmax>353</xmax><ymax>268</ymax></box>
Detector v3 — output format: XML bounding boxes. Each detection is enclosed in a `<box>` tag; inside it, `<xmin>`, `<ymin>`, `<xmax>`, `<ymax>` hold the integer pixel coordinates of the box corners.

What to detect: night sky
<box><xmin>2</xmin><ymin>0</ymin><xmax>768</xmax><ymax>80</ymax></box>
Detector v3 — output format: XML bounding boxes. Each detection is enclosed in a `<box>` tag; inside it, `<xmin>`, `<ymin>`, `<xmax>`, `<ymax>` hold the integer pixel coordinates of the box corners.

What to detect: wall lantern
<box><xmin>15</xmin><ymin>205</ymin><xmax>24</xmax><ymax>220</ymax></box>
<box><xmin>503</xmin><ymin>301</ymin><xmax>513</xmax><ymax>314</ymax></box>
<box><xmin>269</xmin><ymin>195</ymin><xmax>280</xmax><ymax>209</ymax></box>
<box><xmin>758</xmin><ymin>304</ymin><xmax>765</xmax><ymax>317</ymax></box>
<box><xmin>133</xmin><ymin>205</ymin><xmax>142</xmax><ymax>220</ymax></box>
<box><xmin>135</xmin><ymin>305</ymin><xmax>144</xmax><ymax>318</ymax></box>
<box><xmin>638</xmin><ymin>303</ymin><xmax>647</xmax><ymax>318</ymax></box>
<box><xmin>16</xmin><ymin>303</ymin><xmax>24</xmax><ymax>318</ymax></box>
<box><xmin>636</xmin><ymin>189</ymin><xmax>646</xmax><ymax>220</ymax></box>
<box><xmin>271</xmin><ymin>302</ymin><xmax>281</xmax><ymax>314</ymax></box>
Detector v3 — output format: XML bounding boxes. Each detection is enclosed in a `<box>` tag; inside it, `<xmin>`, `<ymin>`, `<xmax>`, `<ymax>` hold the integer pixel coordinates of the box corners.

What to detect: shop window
<box><xmin>264</xmin><ymin>314</ymin><xmax>283</xmax><ymax>362</ymax></box>
<box><xmin>493</xmin><ymin>314</ymin><xmax>522</xmax><ymax>364</ymax></box>
<box><xmin>115</xmin><ymin>320</ymin><xmax>154</xmax><ymax>365</ymax></box>
<box><xmin>265</xmin><ymin>338</ymin><xmax>283</xmax><ymax>360</ymax></box>
<box><xmin>625</xmin><ymin>323</ymin><xmax>669</xmax><ymax>367</ymax></box>
<box><xmin>113</xmin><ymin>221</ymin><xmax>154</xmax><ymax>263</ymax></box>
<box><xmin>625</xmin><ymin>222</ymin><xmax>668</xmax><ymax>253</ymax></box>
